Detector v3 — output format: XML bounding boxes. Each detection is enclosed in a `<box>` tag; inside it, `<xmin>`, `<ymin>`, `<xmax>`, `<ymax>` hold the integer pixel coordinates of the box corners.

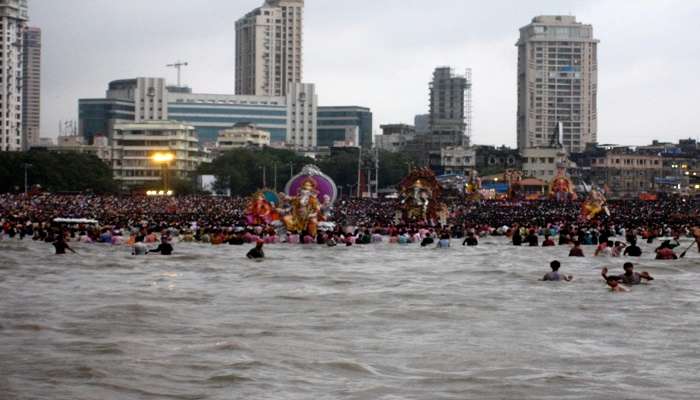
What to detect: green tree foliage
<box><xmin>316</xmin><ymin>149</ymin><xmax>418</xmax><ymax>190</ymax></box>
<box><xmin>0</xmin><ymin>150</ymin><xmax>117</xmax><ymax>193</ymax></box>
<box><xmin>199</xmin><ymin>147</ymin><xmax>420</xmax><ymax>196</ymax></box>
<box><xmin>317</xmin><ymin>149</ymin><xmax>361</xmax><ymax>190</ymax></box>
<box><xmin>377</xmin><ymin>150</ymin><xmax>419</xmax><ymax>188</ymax></box>
<box><xmin>198</xmin><ymin>147</ymin><xmax>314</xmax><ymax>196</ymax></box>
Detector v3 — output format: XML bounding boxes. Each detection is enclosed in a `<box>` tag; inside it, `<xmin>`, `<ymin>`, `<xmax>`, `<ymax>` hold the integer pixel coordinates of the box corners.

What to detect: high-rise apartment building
<box><xmin>22</xmin><ymin>26</ymin><xmax>40</xmax><ymax>149</ymax></box>
<box><xmin>235</xmin><ymin>0</ymin><xmax>303</xmax><ymax>97</ymax></box>
<box><xmin>517</xmin><ymin>15</ymin><xmax>598</xmax><ymax>153</ymax></box>
<box><xmin>0</xmin><ymin>0</ymin><xmax>28</xmax><ymax>151</ymax></box>
<box><xmin>285</xmin><ymin>82</ymin><xmax>317</xmax><ymax>149</ymax></box>
<box><xmin>429</xmin><ymin>67</ymin><xmax>470</xmax><ymax>147</ymax></box>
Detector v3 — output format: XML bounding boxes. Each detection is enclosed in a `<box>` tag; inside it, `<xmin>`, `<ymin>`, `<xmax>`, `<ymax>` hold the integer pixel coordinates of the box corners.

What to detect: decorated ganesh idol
<box><xmin>245</xmin><ymin>190</ymin><xmax>280</xmax><ymax>225</ymax></box>
<box><xmin>548</xmin><ymin>165</ymin><xmax>577</xmax><ymax>201</ymax></box>
<box><xmin>282</xmin><ymin>165</ymin><xmax>337</xmax><ymax>237</ymax></box>
<box><xmin>398</xmin><ymin>167</ymin><xmax>443</xmax><ymax>224</ymax></box>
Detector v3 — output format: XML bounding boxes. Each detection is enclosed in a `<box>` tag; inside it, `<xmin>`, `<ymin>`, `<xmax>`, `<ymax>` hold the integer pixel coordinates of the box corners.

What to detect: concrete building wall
<box><xmin>376</xmin><ymin>124</ymin><xmax>415</xmax><ymax>152</ymax></box>
<box><xmin>520</xmin><ymin>146</ymin><xmax>569</xmax><ymax>181</ymax></box>
<box><xmin>429</xmin><ymin>67</ymin><xmax>469</xmax><ymax>147</ymax></box>
<box><xmin>0</xmin><ymin>0</ymin><xmax>28</xmax><ymax>151</ymax></box>
<box><xmin>21</xmin><ymin>26</ymin><xmax>40</xmax><ymax>149</ymax></box>
<box><xmin>517</xmin><ymin>15</ymin><xmax>598</xmax><ymax>153</ymax></box>
<box><xmin>590</xmin><ymin>151</ymin><xmax>662</xmax><ymax>197</ymax></box>
<box><xmin>217</xmin><ymin>123</ymin><xmax>270</xmax><ymax>149</ymax></box>
<box><xmin>440</xmin><ymin>145</ymin><xmax>476</xmax><ymax>176</ymax></box>
<box><xmin>285</xmin><ymin>82</ymin><xmax>316</xmax><ymax>149</ymax></box>
<box><xmin>134</xmin><ymin>78</ymin><xmax>168</xmax><ymax>122</ymax></box>
<box><xmin>414</xmin><ymin>114</ymin><xmax>430</xmax><ymax>135</ymax></box>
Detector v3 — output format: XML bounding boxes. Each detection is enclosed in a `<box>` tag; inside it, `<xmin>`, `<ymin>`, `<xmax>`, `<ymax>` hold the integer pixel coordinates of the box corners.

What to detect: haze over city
<box><xmin>33</xmin><ymin>0</ymin><xmax>700</xmax><ymax>146</ymax></box>
<box><xmin>2</xmin><ymin>1</ymin><xmax>700</xmax><ymax>399</ymax></box>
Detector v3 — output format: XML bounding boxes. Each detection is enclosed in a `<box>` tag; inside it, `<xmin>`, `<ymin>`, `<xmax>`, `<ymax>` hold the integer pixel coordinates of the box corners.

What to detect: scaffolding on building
<box><xmin>464</xmin><ymin>68</ymin><xmax>472</xmax><ymax>146</ymax></box>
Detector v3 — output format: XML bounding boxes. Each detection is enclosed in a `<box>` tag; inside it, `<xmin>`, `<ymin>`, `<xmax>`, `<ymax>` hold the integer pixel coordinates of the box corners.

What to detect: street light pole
<box><xmin>23</xmin><ymin>163</ymin><xmax>32</xmax><ymax>195</ymax></box>
<box><xmin>273</xmin><ymin>163</ymin><xmax>278</xmax><ymax>191</ymax></box>
<box><xmin>262</xmin><ymin>165</ymin><xmax>267</xmax><ymax>188</ymax></box>
<box><xmin>152</xmin><ymin>152</ymin><xmax>175</xmax><ymax>194</ymax></box>
<box><xmin>367</xmin><ymin>167</ymin><xmax>371</xmax><ymax>199</ymax></box>
<box><xmin>375</xmin><ymin>147</ymin><xmax>380</xmax><ymax>198</ymax></box>
<box><xmin>357</xmin><ymin>147</ymin><xmax>362</xmax><ymax>198</ymax></box>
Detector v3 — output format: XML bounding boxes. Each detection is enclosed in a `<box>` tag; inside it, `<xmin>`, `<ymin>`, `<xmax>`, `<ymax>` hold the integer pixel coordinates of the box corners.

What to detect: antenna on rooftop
<box><xmin>166</xmin><ymin>60</ymin><xmax>189</xmax><ymax>87</ymax></box>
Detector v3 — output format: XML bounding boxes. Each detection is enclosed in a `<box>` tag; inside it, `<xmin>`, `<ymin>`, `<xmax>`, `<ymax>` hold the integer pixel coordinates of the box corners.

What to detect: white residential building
<box><xmin>285</xmin><ymin>82</ymin><xmax>317</xmax><ymax>149</ymax></box>
<box><xmin>440</xmin><ymin>145</ymin><xmax>477</xmax><ymax>176</ymax></box>
<box><xmin>235</xmin><ymin>0</ymin><xmax>304</xmax><ymax>97</ymax></box>
<box><xmin>30</xmin><ymin>134</ymin><xmax>111</xmax><ymax>162</ymax></box>
<box><xmin>111</xmin><ymin>121</ymin><xmax>203</xmax><ymax>188</ymax></box>
<box><xmin>217</xmin><ymin>123</ymin><xmax>270</xmax><ymax>149</ymax></box>
<box><xmin>22</xmin><ymin>26</ymin><xmax>40</xmax><ymax>149</ymax></box>
<box><xmin>521</xmin><ymin>146</ymin><xmax>570</xmax><ymax>181</ymax></box>
<box><xmin>107</xmin><ymin>78</ymin><xmax>168</xmax><ymax>122</ymax></box>
<box><xmin>376</xmin><ymin>124</ymin><xmax>416</xmax><ymax>152</ymax></box>
<box><xmin>0</xmin><ymin>0</ymin><xmax>28</xmax><ymax>151</ymax></box>
<box><xmin>517</xmin><ymin>16</ymin><xmax>599</xmax><ymax>153</ymax></box>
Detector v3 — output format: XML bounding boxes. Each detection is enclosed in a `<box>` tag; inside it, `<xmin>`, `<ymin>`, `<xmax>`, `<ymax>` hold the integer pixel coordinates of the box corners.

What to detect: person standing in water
<box><xmin>247</xmin><ymin>240</ymin><xmax>265</xmax><ymax>259</ymax></box>
<box><xmin>132</xmin><ymin>236</ymin><xmax>149</xmax><ymax>255</ymax></box>
<box><xmin>606</xmin><ymin>277</ymin><xmax>630</xmax><ymax>292</ymax></box>
<box><xmin>601</xmin><ymin>262</ymin><xmax>653</xmax><ymax>285</ymax></box>
<box><xmin>53</xmin><ymin>236</ymin><xmax>76</xmax><ymax>255</ymax></box>
<box><xmin>542</xmin><ymin>260</ymin><xmax>572</xmax><ymax>281</ymax></box>
<box><xmin>623</xmin><ymin>239</ymin><xmax>642</xmax><ymax>257</ymax></box>
<box><xmin>462</xmin><ymin>231</ymin><xmax>478</xmax><ymax>246</ymax></box>
<box><xmin>568</xmin><ymin>241</ymin><xmax>584</xmax><ymax>257</ymax></box>
<box><xmin>150</xmin><ymin>237</ymin><xmax>173</xmax><ymax>255</ymax></box>
<box><xmin>436</xmin><ymin>232</ymin><xmax>451</xmax><ymax>248</ymax></box>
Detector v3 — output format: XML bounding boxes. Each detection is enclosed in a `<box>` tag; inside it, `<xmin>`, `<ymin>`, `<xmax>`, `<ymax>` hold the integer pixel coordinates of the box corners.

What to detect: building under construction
<box><xmin>429</xmin><ymin>66</ymin><xmax>472</xmax><ymax>147</ymax></box>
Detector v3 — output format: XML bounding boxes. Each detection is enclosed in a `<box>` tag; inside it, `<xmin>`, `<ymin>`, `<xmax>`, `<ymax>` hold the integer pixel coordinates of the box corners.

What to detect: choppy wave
<box><xmin>1</xmin><ymin>237</ymin><xmax>699</xmax><ymax>399</ymax></box>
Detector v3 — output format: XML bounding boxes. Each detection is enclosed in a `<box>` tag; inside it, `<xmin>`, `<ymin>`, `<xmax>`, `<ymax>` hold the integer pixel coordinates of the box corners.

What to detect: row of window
<box><xmin>593</xmin><ymin>158</ymin><xmax>661</xmax><ymax>166</ymax></box>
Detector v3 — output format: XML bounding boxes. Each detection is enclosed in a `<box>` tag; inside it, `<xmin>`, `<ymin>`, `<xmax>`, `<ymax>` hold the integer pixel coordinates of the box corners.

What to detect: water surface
<box><xmin>1</xmin><ymin>238</ymin><xmax>699</xmax><ymax>399</ymax></box>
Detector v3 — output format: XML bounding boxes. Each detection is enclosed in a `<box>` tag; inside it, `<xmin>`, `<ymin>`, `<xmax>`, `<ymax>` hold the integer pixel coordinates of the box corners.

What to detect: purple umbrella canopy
<box><xmin>284</xmin><ymin>165</ymin><xmax>338</xmax><ymax>204</ymax></box>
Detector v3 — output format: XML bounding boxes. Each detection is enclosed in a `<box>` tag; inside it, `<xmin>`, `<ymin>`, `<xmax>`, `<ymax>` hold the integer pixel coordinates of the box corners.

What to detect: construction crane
<box><xmin>166</xmin><ymin>60</ymin><xmax>189</xmax><ymax>87</ymax></box>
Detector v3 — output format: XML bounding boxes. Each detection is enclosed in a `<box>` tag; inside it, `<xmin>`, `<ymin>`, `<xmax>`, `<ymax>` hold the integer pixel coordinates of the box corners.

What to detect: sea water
<box><xmin>1</xmin><ymin>237</ymin><xmax>699</xmax><ymax>399</ymax></box>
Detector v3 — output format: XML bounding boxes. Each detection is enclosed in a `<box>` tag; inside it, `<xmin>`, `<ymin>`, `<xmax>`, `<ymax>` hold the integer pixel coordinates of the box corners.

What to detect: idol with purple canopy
<box><xmin>282</xmin><ymin>165</ymin><xmax>337</xmax><ymax>237</ymax></box>
<box><xmin>285</xmin><ymin>165</ymin><xmax>338</xmax><ymax>203</ymax></box>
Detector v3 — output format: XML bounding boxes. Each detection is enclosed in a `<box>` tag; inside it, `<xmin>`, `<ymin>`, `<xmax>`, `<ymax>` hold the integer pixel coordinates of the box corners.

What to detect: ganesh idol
<box><xmin>283</xmin><ymin>178</ymin><xmax>322</xmax><ymax>237</ymax></box>
<box><xmin>548</xmin><ymin>165</ymin><xmax>577</xmax><ymax>201</ymax></box>
<box><xmin>245</xmin><ymin>190</ymin><xmax>280</xmax><ymax>226</ymax></box>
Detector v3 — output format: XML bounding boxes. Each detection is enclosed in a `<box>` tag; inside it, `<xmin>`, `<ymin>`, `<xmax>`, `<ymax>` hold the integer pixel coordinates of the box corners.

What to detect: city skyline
<box><xmin>31</xmin><ymin>0</ymin><xmax>700</xmax><ymax>147</ymax></box>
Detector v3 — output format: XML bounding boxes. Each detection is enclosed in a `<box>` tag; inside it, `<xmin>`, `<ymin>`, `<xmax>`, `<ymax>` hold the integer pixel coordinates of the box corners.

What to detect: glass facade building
<box><xmin>168</xmin><ymin>102</ymin><xmax>288</xmax><ymax>144</ymax></box>
<box><xmin>317</xmin><ymin>106</ymin><xmax>373</xmax><ymax>148</ymax></box>
<box><xmin>79</xmin><ymin>81</ymin><xmax>371</xmax><ymax>149</ymax></box>
<box><xmin>79</xmin><ymin>99</ymin><xmax>135</xmax><ymax>144</ymax></box>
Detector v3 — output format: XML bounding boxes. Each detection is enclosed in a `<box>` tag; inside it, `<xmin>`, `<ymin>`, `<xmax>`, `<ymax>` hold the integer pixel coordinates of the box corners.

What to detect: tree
<box><xmin>0</xmin><ymin>150</ymin><xmax>117</xmax><ymax>193</ymax></box>
<box><xmin>199</xmin><ymin>147</ymin><xmax>313</xmax><ymax>196</ymax></box>
<box><xmin>377</xmin><ymin>150</ymin><xmax>419</xmax><ymax>188</ymax></box>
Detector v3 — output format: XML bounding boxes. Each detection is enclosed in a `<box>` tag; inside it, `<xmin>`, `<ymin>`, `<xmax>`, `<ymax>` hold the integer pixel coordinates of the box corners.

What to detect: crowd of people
<box><xmin>2</xmin><ymin>193</ymin><xmax>698</xmax><ymax>292</ymax></box>
<box><xmin>1</xmin><ymin>194</ymin><xmax>698</xmax><ymax>246</ymax></box>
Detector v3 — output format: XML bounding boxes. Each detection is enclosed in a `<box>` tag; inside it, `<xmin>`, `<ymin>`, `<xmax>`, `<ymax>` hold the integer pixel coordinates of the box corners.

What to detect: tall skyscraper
<box><xmin>429</xmin><ymin>67</ymin><xmax>470</xmax><ymax>147</ymax></box>
<box><xmin>517</xmin><ymin>15</ymin><xmax>599</xmax><ymax>153</ymax></box>
<box><xmin>235</xmin><ymin>0</ymin><xmax>303</xmax><ymax>97</ymax></box>
<box><xmin>0</xmin><ymin>0</ymin><xmax>28</xmax><ymax>151</ymax></box>
<box><xmin>22</xmin><ymin>26</ymin><xmax>40</xmax><ymax>149</ymax></box>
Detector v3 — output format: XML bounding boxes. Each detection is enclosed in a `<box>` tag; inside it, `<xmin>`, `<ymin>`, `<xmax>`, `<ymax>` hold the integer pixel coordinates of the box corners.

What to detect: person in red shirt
<box><xmin>542</xmin><ymin>234</ymin><xmax>556</xmax><ymax>247</ymax></box>
<box><xmin>569</xmin><ymin>241</ymin><xmax>584</xmax><ymax>257</ymax></box>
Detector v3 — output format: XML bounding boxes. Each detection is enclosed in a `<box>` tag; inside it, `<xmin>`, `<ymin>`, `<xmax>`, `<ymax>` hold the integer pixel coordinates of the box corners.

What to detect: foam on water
<box><xmin>1</xmin><ymin>237</ymin><xmax>699</xmax><ymax>399</ymax></box>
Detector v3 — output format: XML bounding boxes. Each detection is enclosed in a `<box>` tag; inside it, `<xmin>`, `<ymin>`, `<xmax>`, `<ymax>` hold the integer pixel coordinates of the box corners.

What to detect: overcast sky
<box><xmin>32</xmin><ymin>0</ymin><xmax>700</xmax><ymax>146</ymax></box>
